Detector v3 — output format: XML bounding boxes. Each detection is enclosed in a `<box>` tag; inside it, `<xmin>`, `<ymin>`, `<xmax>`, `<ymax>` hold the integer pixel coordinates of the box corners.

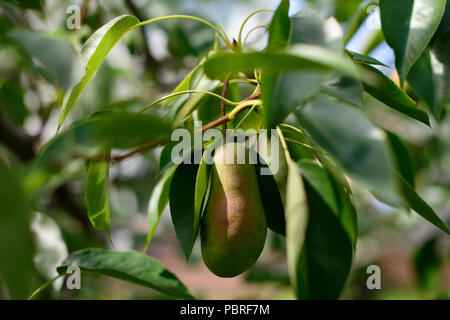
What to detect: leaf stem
<box><xmin>135</xmin><ymin>15</ymin><xmax>233</xmax><ymax>50</ymax></box>
<box><xmin>27</xmin><ymin>273</ymin><xmax>66</xmax><ymax>300</ymax></box>
<box><xmin>138</xmin><ymin>89</ymin><xmax>240</xmax><ymax>113</ymax></box>
<box><xmin>237</xmin><ymin>9</ymin><xmax>274</xmax><ymax>48</ymax></box>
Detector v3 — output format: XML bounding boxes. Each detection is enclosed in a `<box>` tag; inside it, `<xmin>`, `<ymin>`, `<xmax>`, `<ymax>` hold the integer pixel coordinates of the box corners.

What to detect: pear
<box><xmin>201</xmin><ymin>142</ymin><xmax>267</xmax><ymax>277</ymax></box>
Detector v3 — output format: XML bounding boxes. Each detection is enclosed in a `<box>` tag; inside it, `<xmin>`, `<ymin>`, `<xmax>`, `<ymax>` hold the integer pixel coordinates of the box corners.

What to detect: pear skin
<box><xmin>201</xmin><ymin>143</ymin><xmax>267</xmax><ymax>277</ymax></box>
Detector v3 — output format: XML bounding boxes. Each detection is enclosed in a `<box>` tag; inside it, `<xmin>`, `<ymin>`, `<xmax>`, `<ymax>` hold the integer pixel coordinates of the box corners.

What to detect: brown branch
<box><xmin>111</xmin><ymin>89</ymin><xmax>261</xmax><ymax>162</ymax></box>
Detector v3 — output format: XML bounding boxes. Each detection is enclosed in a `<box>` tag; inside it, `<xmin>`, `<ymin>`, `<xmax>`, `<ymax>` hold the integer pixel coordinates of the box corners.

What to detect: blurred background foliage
<box><xmin>0</xmin><ymin>0</ymin><xmax>448</xmax><ymax>299</ymax></box>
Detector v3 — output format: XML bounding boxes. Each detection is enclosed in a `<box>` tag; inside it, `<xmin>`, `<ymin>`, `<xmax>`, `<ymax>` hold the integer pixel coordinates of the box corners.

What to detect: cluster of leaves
<box><xmin>0</xmin><ymin>0</ymin><xmax>449</xmax><ymax>300</ymax></box>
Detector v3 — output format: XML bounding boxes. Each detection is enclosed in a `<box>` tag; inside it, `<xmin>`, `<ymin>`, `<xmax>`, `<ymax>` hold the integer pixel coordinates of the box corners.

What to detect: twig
<box><xmin>111</xmin><ymin>89</ymin><xmax>261</xmax><ymax>162</ymax></box>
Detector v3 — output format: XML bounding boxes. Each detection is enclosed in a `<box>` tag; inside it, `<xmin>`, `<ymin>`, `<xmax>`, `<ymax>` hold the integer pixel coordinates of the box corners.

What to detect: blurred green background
<box><xmin>0</xmin><ymin>0</ymin><xmax>448</xmax><ymax>299</ymax></box>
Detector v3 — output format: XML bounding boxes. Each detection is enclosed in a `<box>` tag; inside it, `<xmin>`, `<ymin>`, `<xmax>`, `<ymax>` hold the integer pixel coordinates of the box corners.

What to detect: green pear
<box><xmin>201</xmin><ymin>142</ymin><xmax>267</xmax><ymax>277</ymax></box>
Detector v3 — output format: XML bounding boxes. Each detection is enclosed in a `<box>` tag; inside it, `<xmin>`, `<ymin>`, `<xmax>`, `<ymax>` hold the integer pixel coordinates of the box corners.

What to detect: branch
<box><xmin>111</xmin><ymin>89</ymin><xmax>261</xmax><ymax>162</ymax></box>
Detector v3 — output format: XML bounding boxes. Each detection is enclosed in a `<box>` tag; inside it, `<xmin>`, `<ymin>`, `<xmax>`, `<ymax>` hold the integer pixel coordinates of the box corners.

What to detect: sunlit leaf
<box><xmin>85</xmin><ymin>152</ymin><xmax>112</xmax><ymax>242</ymax></box>
<box><xmin>204</xmin><ymin>45</ymin><xmax>357</xmax><ymax>80</ymax></box>
<box><xmin>263</xmin><ymin>10</ymin><xmax>345</xmax><ymax>129</ymax></box>
<box><xmin>379</xmin><ymin>0</ymin><xmax>446</xmax><ymax>82</ymax></box>
<box><xmin>58</xmin><ymin>15</ymin><xmax>140</xmax><ymax>129</ymax></box>
<box><xmin>356</xmin><ymin>62</ymin><xmax>430</xmax><ymax>125</ymax></box>
<box><xmin>408</xmin><ymin>32</ymin><xmax>450</xmax><ymax>119</ymax></box>
<box><xmin>144</xmin><ymin>166</ymin><xmax>177</xmax><ymax>250</ymax></box>
<box><xmin>57</xmin><ymin>248</ymin><xmax>195</xmax><ymax>299</ymax></box>
<box><xmin>266</xmin><ymin>0</ymin><xmax>291</xmax><ymax>51</ymax></box>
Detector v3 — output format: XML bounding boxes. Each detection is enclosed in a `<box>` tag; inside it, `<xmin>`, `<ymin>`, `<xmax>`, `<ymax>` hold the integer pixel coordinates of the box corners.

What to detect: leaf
<box><xmin>379</xmin><ymin>0</ymin><xmax>446</xmax><ymax>82</ymax></box>
<box><xmin>255</xmin><ymin>157</ymin><xmax>286</xmax><ymax>235</ymax></box>
<box><xmin>26</xmin><ymin>112</ymin><xmax>169</xmax><ymax>196</ymax></box>
<box><xmin>408</xmin><ymin>32</ymin><xmax>450</xmax><ymax>119</ymax></box>
<box><xmin>284</xmin><ymin>157</ymin><xmax>308</xmax><ymax>298</ymax></box>
<box><xmin>168</xmin><ymin>159</ymin><xmax>200</xmax><ymax>261</ymax></box>
<box><xmin>144</xmin><ymin>166</ymin><xmax>177</xmax><ymax>250</ymax></box>
<box><xmin>433</xmin><ymin>1</ymin><xmax>450</xmax><ymax>42</ymax></box>
<box><xmin>297</xmin><ymin>169</ymin><xmax>354</xmax><ymax>299</ymax></box>
<box><xmin>57</xmin><ymin>248</ymin><xmax>194</xmax><ymax>299</ymax></box>
<box><xmin>85</xmin><ymin>152</ymin><xmax>112</xmax><ymax>242</ymax></box>
<box><xmin>0</xmin><ymin>80</ymin><xmax>28</xmax><ymax>125</ymax></box>
<box><xmin>322</xmin><ymin>76</ymin><xmax>363</xmax><ymax>107</ymax></box>
<box><xmin>262</xmin><ymin>11</ymin><xmax>345</xmax><ymax>129</ymax></box>
<box><xmin>345</xmin><ymin>49</ymin><xmax>389</xmax><ymax>67</ymax></box>
<box><xmin>296</xmin><ymin>94</ymin><xmax>401</xmax><ymax>206</ymax></box>
<box><xmin>335</xmin><ymin>0</ymin><xmax>365</xmax><ymax>22</ymax></box>
<box><xmin>266</xmin><ymin>0</ymin><xmax>291</xmax><ymax>51</ymax></box>
<box><xmin>8</xmin><ymin>30</ymin><xmax>76</xmax><ymax>90</ymax></box>
<box><xmin>356</xmin><ymin>62</ymin><xmax>430</xmax><ymax>125</ymax></box>
<box><xmin>204</xmin><ymin>44</ymin><xmax>357</xmax><ymax>80</ymax></box>
<box><xmin>0</xmin><ymin>158</ymin><xmax>35</xmax><ymax>299</ymax></box>
<box><xmin>194</xmin><ymin>153</ymin><xmax>210</xmax><ymax>233</ymax></box>
<box><xmin>386</xmin><ymin>131</ymin><xmax>415</xmax><ymax>188</ymax></box>
<box><xmin>414</xmin><ymin>237</ymin><xmax>442</xmax><ymax>291</ymax></box>
<box><xmin>396</xmin><ymin>172</ymin><xmax>450</xmax><ymax>234</ymax></box>
<box><xmin>298</xmin><ymin>160</ymin><xmax>357</xmax><ymax>248</ymax></box>
<box><xmin>58</xmin><ymin>15</ymin><xmax>140</xmax><ymax>129</ymax></box>
<box><xmin>96</xmin><ymin>112</ymin><xmax>171</xmax><ymax>149</ymax></box>
<box><xmin>162</xmin><ymin>61</ymin><xmax>204</xmax><ymax>107</ymax></box>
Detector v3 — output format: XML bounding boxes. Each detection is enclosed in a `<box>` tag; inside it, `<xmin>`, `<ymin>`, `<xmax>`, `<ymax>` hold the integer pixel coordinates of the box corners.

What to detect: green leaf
<box><xmin>296</xmin><ymin>94</ymin><xmax>401</xmax><ymax>206</ymax></box>
<box><xmin>262</xmin><ymin>10</ymin><xmax>346</xmax><ymax>129</ymax></box>
<box><xmin>169</xmin><ymin>159</ymin><xmax>200</xmax><ymax>261</ymax></box>
<box><xmin>297</xmin><ymin>167</ymin><xmax>354</xmax><ymax>299</ymax></box>
<box><xmin>8</xmin><ymin>30</ymin><xmax>76</xmax><ymax>90</ymax></box>
<box><xmin>414</xmin><ymin>237</ymin><xmax>442</xmax><ymax>291</ymax></box>
<box><xmin>0</xmin><ymin>80</ymin><xmax>28</xmax><ymax>125</ymax></box>
<box><xmin>397</xmin><ymin>172</ymin><xmax>450</xmax><ymax>234</ymax></box>
<box><xmin>144</xmin><ymin>166</ymin><xmax>177</xmax><ymax>250</ymax></box>
<box><xmin>298</xmin><ymin>160</ymin><xmax>357</xmax><ymax>248</ymax></box>
<box><xmin>408</xmin><ymin>32</ymin><xmax>450</xmax><ymax>119</ymax></box>
<box><xmin>0</xmin><ymin>158</ymin><xmax>36</xmax><ymax>299</ymax></box>
<box><xmin>284</xmin><ymin>157</ymin><xmax>308</xmax><ymax>298</ymax></box>
<box><xmin>343</xmin><ymin>0</ymin><xmax>378</xmax><ymax>44</ymax></box>
<box><xmin>194</xmin><ymin>153</ymin><xmax>210</xmax><ymax>234</ymax></box>
<box><xmin>266</xmin><ymin>0</ymin><xmax>291</xmax><ymax>51</ymax></box>
<box><xmin>335</xmin><ymin>0</ymin><xmax>364</xmax><ymax>22</ymax></box>
<box><xmin>95</xmin><ymin>112</ymin><xmax>171</xmax><ymax>149</ymax></box>
<box><xmin>356</xmin><ymin>62</ymin><xmax>430</xmax><ymax>125</ymax></box>
<box><xmin>57</xmin><ymin>248</ymin><xmax>194</xmax><ymax>299</ymax></box>
<box><xmin>162</xmin><ymin>61</ymin><xmax>205</xmax><ymax>107</ymax></box>
<box><xmin>26</xmin><ymin>112</ymin><xmax>169</xmax><ymax>195</ymax></box>
<box><xmin>204</xmin><ymin>45</ymin><xmax>357</xmax><ymax>80</ymax></box>
<box><xmin>379</xmin><ymin>0</ymin><xmax>446</xmax><ymax>83</ymax></box>
<box><xmin>386</xmin><ymin>131</ymin><xmax>415</xmax><ymax>188</ymax></box>
<box><xmin>85</xmin><ymin>153</ymin><xmax>112</xmax><ymax>242</ymax></box>
<box><xmin>345</xmin><ymin>49</ymin><xmax>389</xmax><ymax>67</ymax></box>
<box><xmin>58</xmin><ymin>15</ymin><xmax>140</xmax><ymax>129</ymax></box>
<box><xmin>433</xmin><ymin>1</ymin><xmax>450</xmax><ymax>42</ymax></box>
<box><xmin>255</xmin><ymin>157</ymin><xmax>286</xmax><ymax>235</ymax></box>
<box><xmin>322</xmin><ymin>76</ymin><xmax>363</xmax><ymax>107</ymax></box>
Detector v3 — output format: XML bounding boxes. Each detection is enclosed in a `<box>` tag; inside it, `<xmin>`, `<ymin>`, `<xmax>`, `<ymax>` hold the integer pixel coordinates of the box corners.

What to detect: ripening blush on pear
<box><xmin>200</xmin><ymin>142</ymin><xmax>267</xmax><ymax>277</ymax></box>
